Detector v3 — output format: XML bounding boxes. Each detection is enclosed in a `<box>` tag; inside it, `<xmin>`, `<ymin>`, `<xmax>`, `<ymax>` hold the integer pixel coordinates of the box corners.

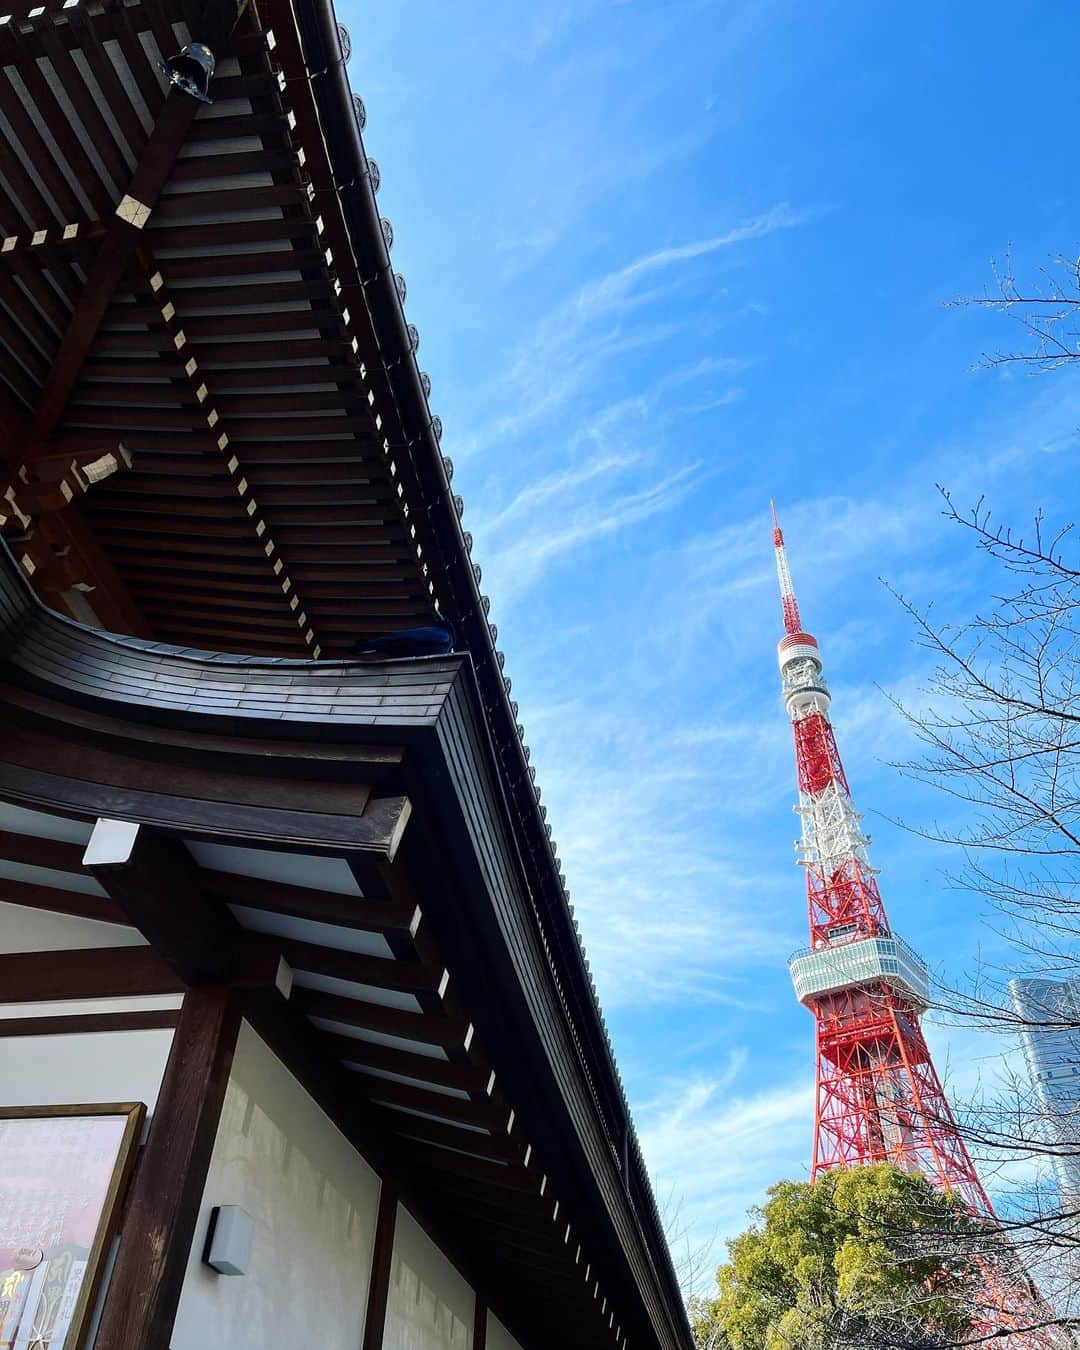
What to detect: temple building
<box><xmin>0</xmin><ymin>1</ymin><xmax>691</xmax><ymax>1346</ymax></box>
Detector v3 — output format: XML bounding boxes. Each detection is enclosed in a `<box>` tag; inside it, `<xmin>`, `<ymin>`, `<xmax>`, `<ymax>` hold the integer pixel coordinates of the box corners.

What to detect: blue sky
<box><xmin>341</xmin><ymin>0</ymin><xmax>1080</xmax><ymax>1277</ymax></box>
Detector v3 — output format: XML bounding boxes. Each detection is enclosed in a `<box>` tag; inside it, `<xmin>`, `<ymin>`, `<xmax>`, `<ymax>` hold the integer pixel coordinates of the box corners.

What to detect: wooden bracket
<box><xmin>0</xmin><ymin>442</ymin><xmax>142</xmax><ymax>628</ymax></box>
<box><xmin>83</xmin><ymin>818</ymin><xmax>297</xmax><ymax>998</ymax></box>
<box><xmin>3</xmin><ymin>442</ymin><xmax>131</xmax><ymax>522</ymax></box>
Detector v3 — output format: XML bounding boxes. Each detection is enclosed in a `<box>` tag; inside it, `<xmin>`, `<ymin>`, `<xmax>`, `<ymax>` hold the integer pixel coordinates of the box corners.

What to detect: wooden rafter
<box><xmin>0</xmin><ymin>0</ymin><xmax>441</xmax><ymax>657</ymax></box>
<box><xmin>0</xmin><ymin>828</ymin><xmax>84</xmax><ymax>871</ymax></box>
<box><xmin>292</xmin><ymin>987</ymin><xmax>471</xmax><ymax>1052</ymax></box>
<box><xmin>130</xmin><ymin>262</ymin><xmax>322</xmax><ymax>654</ymax></box>
<box><xmin>338</xmin><ymin>1038</ymin><xmax>492</xmax><ymax>1097</ymax></box>
<box><xmin>17</xmin><ymin>0</ymin><xmax>248</xmax><ymax>464</ymax></box>
<box><xmin>280</xmin><ymin>940</ymin><xmax>445</xmax><ymax>1000</ymax></box>
<box><xmin>355</xmin><ymin>1074</ymin><xmax>513</xmax><ymax>1132</ymax></box>
<box><xmin>202</xmin><ymin>868</ymin><xmax>420</xmax><ymax>939</ymax></box>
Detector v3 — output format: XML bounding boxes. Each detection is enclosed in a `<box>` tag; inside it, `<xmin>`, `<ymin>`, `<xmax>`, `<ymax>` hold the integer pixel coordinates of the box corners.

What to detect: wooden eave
<box><xmin>0</xmin><ymin>0</ymin><xmax>689</xmax><ymax>1340</ymax></box>
<box><xmin>0</xmin><ymin>0</ymin><xmax>435</xmax><ymax>657</ymax></box>
<box><xmin>264</xmin><ymin>23</ymin><xmax>685</xmax><ymax>1342</ymax></box>
<box><xmin>0</xmin><ymin>539</ymin><xmax>693</xmax><ymax>1350</ymax></box>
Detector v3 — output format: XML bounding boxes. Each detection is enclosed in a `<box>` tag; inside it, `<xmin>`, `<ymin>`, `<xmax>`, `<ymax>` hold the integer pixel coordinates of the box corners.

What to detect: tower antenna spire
<box><xmin>770</xmin><ymin>502</ymin><xmax>802</xmax><ymax>637</ymax></box>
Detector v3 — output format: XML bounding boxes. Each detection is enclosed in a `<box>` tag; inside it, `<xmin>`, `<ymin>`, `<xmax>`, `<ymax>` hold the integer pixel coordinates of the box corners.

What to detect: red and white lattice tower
<box><xmin>771</xmin><ymin>506</ymin><xmax>1065</xmax><ymax>1344</ymax></box>
<box><xmin>770</xmin><ymin>503</ymin><xmax>991</xmax><ymax>1207</ymax></box>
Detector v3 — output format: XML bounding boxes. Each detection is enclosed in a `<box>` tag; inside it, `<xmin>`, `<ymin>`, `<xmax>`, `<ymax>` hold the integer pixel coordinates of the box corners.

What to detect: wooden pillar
<box><xmin>94</xmin><ymin>986</ymin><xmax>241</xmax><ymax>1350</ymax></box>
<box><xmin>473</xmin><ymin>1295</ymin><xmax>487</xmax><ymax>1350</ymax></box>
<box><xmin>362</xmin><ymin>1180</ymin><xmax>399</xmax><ymax>1350</ymax></box>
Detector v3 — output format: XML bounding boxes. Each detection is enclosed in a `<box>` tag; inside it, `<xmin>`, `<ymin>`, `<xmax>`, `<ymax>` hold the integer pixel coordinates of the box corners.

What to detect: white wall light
<box><xmin>203</xmin><ymin>1205</ymin><xmax>255</xmax><ymax>1276</ymax></box>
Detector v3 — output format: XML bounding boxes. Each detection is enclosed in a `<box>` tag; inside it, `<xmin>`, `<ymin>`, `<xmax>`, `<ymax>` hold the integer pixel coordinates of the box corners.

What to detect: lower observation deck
<box><xmin>789</xmin><ymin>934</ymin><xmax>930</xmax><ymax>1012</ymax></box>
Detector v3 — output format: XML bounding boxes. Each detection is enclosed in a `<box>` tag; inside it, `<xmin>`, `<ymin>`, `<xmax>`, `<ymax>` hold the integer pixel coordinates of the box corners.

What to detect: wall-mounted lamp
<box><xmin>203</xmin><ymin>1205</ymin><xmax>254</xmax><ymax>1276</ymax></box>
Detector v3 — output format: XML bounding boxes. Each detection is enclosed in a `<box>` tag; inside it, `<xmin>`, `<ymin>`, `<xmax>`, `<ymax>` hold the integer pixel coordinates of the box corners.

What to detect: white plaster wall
<box><xmin>171</xmin><ymin>1021</ymin><xmax>381</xmax><ymax>1350</ymax></box>
<box><xmin>0</xmin><ymin>901</ymin><xmax>168</xmax><ymax>1109</ymax></box>
<box><xmin>0</xmin><ymin>899</ymin><xmax>144</xmax><ymax>953</ymax></box>
<box><xmin>384</xmin><ymin>1205</ymin><xmax>474</xmax><ymax>1350</ymax></box>
<box><xmin>488</xmin><ymin>1313</ymin><xmax>525</xmax><ymax>1350</ymax></box>
<box><xmin>0</xmin><ymin>995</ymin><xmax>182</xmax><ymax>1023</ymax></box>
<box><xmin>0</xmin><ymin>802</ymin><xmax>91</xmax><ymax>844</ymax></box>
<box><xmin>0</xmin><ymin>1020</ymin><xmax>174</xmax><ymax>1111</ymax></box>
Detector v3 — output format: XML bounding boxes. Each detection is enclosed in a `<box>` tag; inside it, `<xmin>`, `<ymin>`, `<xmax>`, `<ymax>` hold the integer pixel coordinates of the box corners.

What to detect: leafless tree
<box><xmin>950</xmin><ymin>248</ymin><xmax>1080</xmax><ymax>373</ymax></box>
<box><xmin>659</xmin><ymin>1185</ymin><xmax>718</xmax><ymax>1304</ymax></box>
<box><xmin>692</xmin><ymin>250</ymin><xmax>1080</xmax><ymax>1349</ymax></box>
<box><xmin>883</xmin><ymin>491</ymin><xmax>1080</xmax><ymax>1338</ymax></box>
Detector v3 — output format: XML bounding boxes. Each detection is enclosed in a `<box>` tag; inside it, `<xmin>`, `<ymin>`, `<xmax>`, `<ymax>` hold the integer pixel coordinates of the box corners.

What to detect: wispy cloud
<box><xmin>458</xmin><ymin>205</ymin><xmax>825</xmax><ymax>612</ymax></box>
<box><xmin>638</xmin><ymin>1027</ymin><xmax>1036</xmax><ymax>1292</ymax></box>
<box><xmin>476</xmin><ymin>451</ymin><xmax>639</xmax><ymax>535</ymax></box>
<box><xmin>636</xmin><ymin>1066</ymin><xmax>814</xmax><ymax>1287</ymax></box>
<box><xmin>346</xmin><ymin>0</ymin><xmax>1080</xmax><ymax>1298</ymax></box>
<box><xmin>523</xmin><ymin>684</ymin><xmax>800</xmax><ymax>1008</ymax></box>
<box><xmin>573</xmin><ymin>203</ymin><xmax>825</xmax><ymax>321</ymax></box>
<box><xmin>459</xmin><ymin>202</ymin><xmax>822</xmax><ymax>462</ymax></box>
<box><xmin>474</xmin><ymin>456</ymin><xmax>702</xmax><ymax>603</ymax></box>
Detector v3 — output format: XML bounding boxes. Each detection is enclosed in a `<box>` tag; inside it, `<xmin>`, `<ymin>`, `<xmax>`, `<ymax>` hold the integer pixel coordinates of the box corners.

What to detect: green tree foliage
<box><xmin>691</xmin><ymin>1165</ymin><xmax>985</xmax><ymax>1349</ymax></box>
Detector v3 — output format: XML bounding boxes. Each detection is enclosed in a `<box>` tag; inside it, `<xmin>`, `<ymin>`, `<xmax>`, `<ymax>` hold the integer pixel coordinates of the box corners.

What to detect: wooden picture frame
<box><xmin>0</xmin><ymin>1102</ymin><xmax>145</xmax><ymax>1350</ymax></box>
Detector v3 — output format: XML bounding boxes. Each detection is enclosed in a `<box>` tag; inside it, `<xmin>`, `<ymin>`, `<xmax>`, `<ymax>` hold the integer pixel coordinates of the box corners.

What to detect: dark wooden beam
<box><xmin>421</xmin><ymin>1171</ymin><xmax>554</xmax><ymax>1223</ymax></box>
<box><xmin>84</xmin><ymin>818</ymin><xmax>241</xmax><ymax>984</ymax></box>
<box><xmin>6</xmin><ymin>723</ymin><xmax>375</xmax><ymax>823</ymax></box>
<box><xmin>93</xmin><ymin>986</ymin><xmax>241</xmax><ymax>1350</ymax></box>
<box><xmin>0</xmin><ymin>382</ymin><xmax>27</xmax><ymax>451</ymax></box>
<box><xmin>493</xmin><ymin>1246</ymin><xmax>587</xmax><ymax>1287</ymax></box>
<box><xmin>0</xmin><ymin>1009</ymin><xmax>180</xmax><ymax>1037</ymax></box>
<box><xmin>46</xmin><ymin>506</ymin><xmax>146</xmax><ymax>636</ymax></box>
<box><xmin>361</xmin><ymin>1180</ymin><xmax>398</xmax><ymax>1350</ymax></box>
<box><xmin>17</xmin><ymin>506</ymin><xmax>148</xmax><ymax>635</ymax></box>
<box><xmin>438</xmin><ymin>1199</ymin><xmax>558</xmax><ymax>1249</ymax></box>
<box><xmin>0</xmin><ymin>874</ymin><xmax>129</xmax><ymax>926</ymax></box>
<box><xmin>1</xmin><ymin>684</ymin><xmax>405</xmax><ymax>777</ymax></box>
<box><xmin>35</xmin><ymin>22</ymin><xmax>130</xmax><ymax>194</ymax></box>
<box><xmin>474</xmin><ymin>1296</ymin><xmax>487</xmax><ymax>1350</ymax></box>
<box><xmin>0</xmin><ymin>761</ymin><xmax>409</xmax><ymax>856</ymax></box>
<box><xmin>0</xmin><ymin>946</ymin><xmax>183</xmax><ymax>1002</ymax></box>
<box><xmin>0</xmin><ymin>828</ymin><xmax>86</xmax><ymax>875</ymax></box>
<box><xmin>80</xmin><ymin>819</ymin><xmax>294</xmax><ymax>997</ymax></box>
<box><xmin>347</xmin><ymin>854</ymin><xmax>478</xmax><ymax>1006</ymax></box>
<box><xmin>470</xmin><ymin>1219</ymin><xmax>578</xmax><ymax>1277</ymax></box>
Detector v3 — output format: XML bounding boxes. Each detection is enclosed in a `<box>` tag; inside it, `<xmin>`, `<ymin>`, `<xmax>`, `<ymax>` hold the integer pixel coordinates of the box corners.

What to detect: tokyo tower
<box><xmin>770</xmin><ymin>506</ymin><xmax>1063</xmax><ymax>1345</ymax></box>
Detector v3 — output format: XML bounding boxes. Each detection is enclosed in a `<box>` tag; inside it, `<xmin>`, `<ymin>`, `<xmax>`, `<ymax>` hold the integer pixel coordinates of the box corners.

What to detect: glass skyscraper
<box><xmin>1008</xmin><ymin>975</ymin><xmax>1080</xmax><ymax>1210</ymax></box>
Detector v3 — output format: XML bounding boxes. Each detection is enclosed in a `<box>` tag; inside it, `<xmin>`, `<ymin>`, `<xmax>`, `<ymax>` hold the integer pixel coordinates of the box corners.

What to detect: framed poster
<box><xmin>0</xmin><ymin>1103</ymin><xmax>144</xmax><ymax>1350</ymax></box>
